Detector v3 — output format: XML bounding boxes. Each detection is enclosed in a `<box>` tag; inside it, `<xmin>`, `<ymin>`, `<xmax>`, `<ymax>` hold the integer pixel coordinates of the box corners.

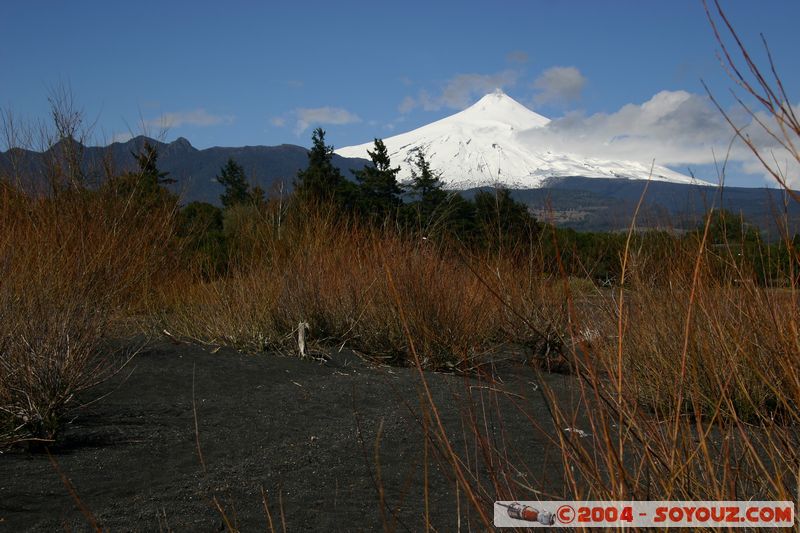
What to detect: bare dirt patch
<box><xmin>0</xmin><ymin>341</ymin><xmax>577</xmax><ymax>531</ymax></box>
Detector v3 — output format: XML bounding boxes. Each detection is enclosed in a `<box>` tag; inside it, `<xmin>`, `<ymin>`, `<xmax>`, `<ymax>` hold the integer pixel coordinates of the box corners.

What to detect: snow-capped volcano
<box><xmin>336</xmin><ymin>90</ymin><xmax>704</xmax><ymax>188</ymax></box>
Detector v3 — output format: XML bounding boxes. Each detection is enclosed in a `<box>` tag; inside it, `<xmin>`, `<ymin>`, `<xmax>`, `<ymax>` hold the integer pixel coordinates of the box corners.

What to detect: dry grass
<box><xmin>528</xmin><ymin>2</ymin><xmax>800</xmax><ymax>506</ymax></box>
<box><xmin>161</xmin><ymin>205</ymin><xmax>571</xmax><ymax>370</ymax></box>
<box><xmin>166</xmin><ymin>4</ymin><xmax>798</xmax><ymax>522</ymax></box>
<box><xmin>4</xmin><ymin>6</ymin><xmax>797</xmax><ymax>518</ymax></box>
<box><xmin>536</xmin><ymin>243</ymin><xmax>800</xmax><ymax>506</ymax></box>
<box><xmin>0</xmin><ymin>184</ymin><xmax>176</xmax><ymax>446</ymax></box>
<box><xmin>600</xmin><ymin>281</ymin><xmax>799</xmax><ymax>421</ymax></box>
<box><xmin>387</xmin><ymin>229</ymin><xmax>800</xmax><ymax>529</ymax></box>
<box><xmin>5</xmin><ymin>167</ymin><xmax>793</xmax><ymax>523</ymax></box>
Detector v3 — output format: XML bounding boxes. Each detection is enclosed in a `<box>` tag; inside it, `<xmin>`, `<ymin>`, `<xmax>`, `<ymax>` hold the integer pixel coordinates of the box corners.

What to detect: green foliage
<box><xmin>295</xmin><ymin>128</ymin><xmax>356</xmax><ymax>208</ymax></box>
<box><xmin>702</xmin><ymin>209</ymin><xmax>762</xmax><ymax>245</ymax></box>
<box><xmin>216</xmin><ymin>158</ymin><xmax>251</xmax><ymax>208</ymax></box>
<box><xmin>272</xmin><ymin>131</ymin><xmax>797</xmax><ymax>286</ymax></box>
<box><xmin>406</xmin><ymin>150</ymin><xmax>447</xmax><ymax>211</ymax></box>
<box><xmin>353</xmin><ymin>138</ymin><xmax>402</xmax><ymax>220</ymax></box>
<box><xmin>404</xmin><ymin>149</ymin><xmax>451</xmax><ymax>232</ymax></box>
<box><xmin>536</xmin><ymin>226</ymin><xmax>627</xmax><ymax>282</ymax></box>
<box><xmin>250</xmin><ymin>185</ymin><xmax>267</xmax><ymax>209</ymax></box>
<box><xmin>690</xmin><ymin>209</ymin><xmax>768</xmax><ymax>282</ymax></box>
<box><xmin>222</xmin><ymin>203</ymin><xmax>273</xmax><ymax>261</ymax></box>
<box><xmin>443</xmin><ymin>193</ymin><xmax>478</xmax><ymax>241</ymax></box>
<box><xmin>474</xmin><ymin>188</ymin><xmax>540</xmax><ymax>251</ymax></box>
<box><xmin>177</xmin><ymin>202</ymin><xmax>226</xmax><ymax>275</ymax></box>
<box><xmin>108</xmin><ymin>141</ymin><xmax>177</xmax><ymax>207</ymax></box>
<box><xmin>132</xmin><ymin>141</ymin><xmax>175</xmax><ymax>188</ymax></box>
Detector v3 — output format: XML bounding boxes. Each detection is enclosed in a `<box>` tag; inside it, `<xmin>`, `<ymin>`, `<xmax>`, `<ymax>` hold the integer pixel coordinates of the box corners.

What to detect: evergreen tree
<box><xmin>474</xmin><ymin>187</ymin><xmax>539</xmax><ymax>250</ymax></box>
<box><xmin>216</xmin><ymin>158</ymin><xmax>251</xmax><ymax>208</ymax></box>
<box><xmin>353</xmin><ymin>138</ymin><xmax>402</xmax><ymax>219</ymax></box>
<box><xmin>177</xmin><ymin>201</ymin><xmax>226</xmax><ymax>275</ymax></box>
<box><xmin>402</xmin><ymin>149</ymin><xmax>484</xmax><ymax>239</ymax></box>
<box><xmin>294</xmin><ymin>128</ymin><xmax>354</xmax><ymax>206</ymax></box>
<box><xmin>110</xmin><ymin>141</ymin><xmax>176</xmax><ymax>206</ymax></box>
<box><xmin>250</xmin><ymin>185</ymin><xmax>267</xmax><ymax>209</ymax></box>
<box><xmin>133</xmin><ymin>141</ymin><xmax>175</xmax><ymax>190</ymax></box>
<box><xmin>702</xmin><ymin>209</ymin><xmax>760</xmax><ymax>245</ymax></box>
<box><xmin>406</xmin><ymin>149</ymin><xmax>447</xmax><ymax>226</ymax></box>
<box><xmin>444</xmin><ymin>193</ymin><xmax>478</xmax><ymax>240</ymax></box>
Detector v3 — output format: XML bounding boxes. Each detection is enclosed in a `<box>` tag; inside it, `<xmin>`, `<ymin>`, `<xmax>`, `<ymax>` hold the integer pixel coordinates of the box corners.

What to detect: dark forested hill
<box><xmin>0</xmin><ymin>136</ymin><xmax>370</xmax><ymax>205</ymax></box>
<box><xmin>464</xmin><ymin>177</ymin><xmax>800</xmax><ymax>236</ymax></box>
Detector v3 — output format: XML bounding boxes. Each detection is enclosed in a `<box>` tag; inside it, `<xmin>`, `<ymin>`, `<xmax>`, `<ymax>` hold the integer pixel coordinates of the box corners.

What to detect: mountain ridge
<box><xmin>3</xmin><ymin>134</ymin><xmax>798</xmax><ymax>235</ymax></box>
<box><xmin>0</xmin><ymin>135</ymin><xmax>369</xmax><ymax>205</ymax></box>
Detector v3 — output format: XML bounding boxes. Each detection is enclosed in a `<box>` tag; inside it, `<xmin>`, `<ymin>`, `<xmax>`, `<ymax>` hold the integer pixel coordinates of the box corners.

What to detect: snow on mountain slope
<box><xmin>336</xmin><ymin>90</ymin><xmax>706</xmax><ymax>189</ymax></box>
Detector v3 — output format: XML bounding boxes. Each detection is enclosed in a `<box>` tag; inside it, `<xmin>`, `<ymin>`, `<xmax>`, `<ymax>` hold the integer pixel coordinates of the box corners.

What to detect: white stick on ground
<box><xmin>297</xmin><ymin>321</ymin><xmax>309</xmax><ymax>358</ymax></box>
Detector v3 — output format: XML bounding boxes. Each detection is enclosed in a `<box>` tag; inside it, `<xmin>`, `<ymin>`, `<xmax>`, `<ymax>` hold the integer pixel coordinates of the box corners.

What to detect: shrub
<box><xmin>0</xmin><ymin>186</ymin><xmax>175</xmax><ymax>446</ymax></box>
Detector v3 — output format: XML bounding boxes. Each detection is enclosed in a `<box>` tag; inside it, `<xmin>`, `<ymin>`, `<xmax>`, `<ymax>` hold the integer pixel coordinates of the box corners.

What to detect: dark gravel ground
<box><xmin>0</xmin><ymin>341</ymin><xmax>584</xmax><ymax>532</ymax></box>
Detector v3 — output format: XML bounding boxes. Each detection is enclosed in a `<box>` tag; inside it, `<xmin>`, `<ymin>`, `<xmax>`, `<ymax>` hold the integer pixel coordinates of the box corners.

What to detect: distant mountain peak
<box><xmin>170</xmin><ymin>137</ymin><xmax>196</xmax><ymax>151</ymax></box>
<box><xmin>337</xmin><ymin>92</ymin><xmax>704</xmax><ymax>188</ymax></box>
<box><xmin>447</xmin><ymin>91</ymin><xmax>550</xmax><ymax>131</ymax></box>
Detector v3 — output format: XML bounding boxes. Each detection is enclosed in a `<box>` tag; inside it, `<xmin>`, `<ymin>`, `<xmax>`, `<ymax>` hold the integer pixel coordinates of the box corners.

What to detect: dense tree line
<box><xmin>123</xmin><ymin>128</ymin><xmax>798</xmax><ymax>286</ymax></box>
<box><xmin>292</xmin><ymin>128</ymin><xmax>542</xmax><ymax>248</ymax></box>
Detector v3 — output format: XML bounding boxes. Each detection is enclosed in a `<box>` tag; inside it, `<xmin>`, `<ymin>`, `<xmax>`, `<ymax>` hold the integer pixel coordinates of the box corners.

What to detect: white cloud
<box><xmin>735</xmin><ymin>104</ymin><xmax>800</xmax><ymax>184</ymax></box>
<box><xmin>293</xmin><ymin>106</ymin><xmax>361</xmax><ymax>135</ymax></box>
<box><xmin>270</xmin><ymin>117</ymin><xmax>286</xmax><ymax>127</ymax></box>
<box><xmin>399</xmin><ymin>70</ymin><xmax>520</xmax><ymax>113</ymax></box>
<box><xmin>146</xmin><ymin>109</ymin><xmax>234</xmax><ymax>130</ymax></box>
<box><xmin>519</xmin><ymin>90</ymin><xmax>800</xmax><ymax>185</ymax></box>
<box><xmin>533</xmin><ymin>66</ymin><xmax>586</xmax><ymax>105</ymax></box>
<box><xmin>112</xmin><ymin>132</ymin><xmax>133</xmax><ymax>143</ymax></box>
<box><xmin>398</xmin><ymin>96</ymin><xmax>418</xmax><ymax>114</ymax></box>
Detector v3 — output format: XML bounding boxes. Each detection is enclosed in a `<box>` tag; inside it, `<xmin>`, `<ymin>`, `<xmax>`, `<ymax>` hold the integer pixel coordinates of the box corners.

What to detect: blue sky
<box><xmin>1</xmin><ymin>1</ymin><xmax>798</xmax><ymax>186</ymax></box>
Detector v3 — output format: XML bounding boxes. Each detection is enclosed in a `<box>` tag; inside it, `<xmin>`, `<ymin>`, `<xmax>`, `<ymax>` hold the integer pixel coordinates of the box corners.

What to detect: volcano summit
<box><xmin>337</xmin><ymin>90</ymin><xmax>704</xmax><ymax>189</ymax></box>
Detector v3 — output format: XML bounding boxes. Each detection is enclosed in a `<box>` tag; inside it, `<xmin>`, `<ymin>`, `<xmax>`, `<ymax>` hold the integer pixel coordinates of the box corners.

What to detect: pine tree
<box><xmin>132</xmin><ymin>141</ymin><xmax>175</xmax><ymax>191</ymax></box>
<box><xmin>406</xmin><ymin>149</ymin><xmax>448</xmax><ymax>228</ymax></box>
<box><xmin>294</xmin><ymin>128</ymin><xmax>353</xmax><ymax>206</ymax></box>
<box><xmin>249</xmin><ymin>185</ymin><xmax>267</xmax><ymax>209</ymax></box>
<box><xmin>703</xmin><ymin>209</ymin><xmax>760</xmax><ymax>245</ymax></box>
<box><xmin>353</xmin><ymin>138</ymin><xmax>402</xmax><ymax>219</ymax></box>
<box><xmin>111</xmin><ymin>141</ymin><xmax>176</xmax><ymax>206</ymax></box>
<box><xmin>177</xmin><ymin>201</ymin><xmax>226</xmax><ymax>275</ymax></box>
<box><xmin>216</xmin><ymin>158</ymin><xmax>251</xmax><ymax>208</ymax></box>
<box><xmin>474</xmin><ymin>187</ymin><xmax>539</xmax><ymax>250</ymax></box>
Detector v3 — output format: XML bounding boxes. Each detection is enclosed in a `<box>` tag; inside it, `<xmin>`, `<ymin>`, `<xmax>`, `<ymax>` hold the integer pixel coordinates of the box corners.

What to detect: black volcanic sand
<box><xmin>0</xmin><ymin>341</ymin><xmax>586</xmax><ymax>531</ymax></box>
